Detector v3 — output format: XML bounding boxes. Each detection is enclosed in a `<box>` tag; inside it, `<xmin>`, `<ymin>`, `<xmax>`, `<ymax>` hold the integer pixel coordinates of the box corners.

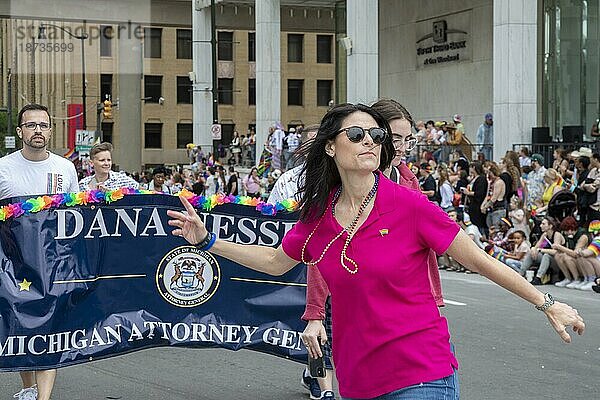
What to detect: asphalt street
<box><xmin>2</xmin><ymin>270</ymin><xmax>599</xmax><ymax>399</ymax></box>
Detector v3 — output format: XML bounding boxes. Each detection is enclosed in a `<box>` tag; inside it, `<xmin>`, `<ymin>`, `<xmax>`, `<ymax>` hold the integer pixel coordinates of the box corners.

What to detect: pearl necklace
<box><xmin>301</xmin><ymin>173</ymin><xmax>379</xmax><ymax>274</ymax></box>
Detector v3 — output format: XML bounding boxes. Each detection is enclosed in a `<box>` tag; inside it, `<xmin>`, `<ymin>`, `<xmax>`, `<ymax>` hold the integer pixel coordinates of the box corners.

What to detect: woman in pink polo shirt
<box><xmin>300</xmin><ymin>99</ymin><xmax>444</xmax><ymax>400</ymax></box>
<box><xmin>168</xmin><ymin>103</ymin><xmax>585</xmax><ymax>399</ymax></box>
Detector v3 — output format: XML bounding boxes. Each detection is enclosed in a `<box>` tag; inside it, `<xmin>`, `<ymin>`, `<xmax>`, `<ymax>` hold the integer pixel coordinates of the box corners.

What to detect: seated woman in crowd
<box><xmin>520</xmin><ymin>217</ymin><xmax>565</xmax><ymax>285</ymax></box>
<box><xmin>534</xmin><ymin>168</ymin><xmax>566</xmax><ymax>215</ymax></box>
<box><xmin>552</xmin><ymin>216</ymin><xmax>590</xmax><ymax>289</ymax></box>
<box><xmin>573</xmin><ymin>220</ymin><xmax>600</xmax><ymax>291</ymax></box>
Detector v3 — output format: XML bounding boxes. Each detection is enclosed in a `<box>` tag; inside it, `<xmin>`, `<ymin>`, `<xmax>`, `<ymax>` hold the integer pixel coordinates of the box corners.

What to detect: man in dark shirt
<box><xmin>419</xmin><ymin>163</ymin><xmax>438</xmax><ymax>203</ymax></box>
<box><xmin>226</xmin><ymin>166</ymin><xmax>239</xmax><ymax>195</ymax></box>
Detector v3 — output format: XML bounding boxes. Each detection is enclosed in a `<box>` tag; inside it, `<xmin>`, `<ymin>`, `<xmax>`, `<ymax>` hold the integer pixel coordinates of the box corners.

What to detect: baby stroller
<box><xmin>547</xmin><ymin>189</ymin><xmax>577</xmax><ymax>221</ymax></box>
<box><xmin>530</xmin><ymin>189</ymin><xmax>577</xmax><ymax>243</ymax></box>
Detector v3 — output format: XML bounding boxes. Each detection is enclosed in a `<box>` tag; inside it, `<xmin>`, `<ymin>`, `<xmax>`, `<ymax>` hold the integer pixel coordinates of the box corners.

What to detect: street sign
<box><xmin>4</xmin><ymin>136</ymin><xmax>16</xmax><ymax>149</ymax></box>
<box><xmin>75</xmin><ymin>130</ymin><xmax>96</xmax><ymax>147</ymax></box>
<box><xmin>211</xmin><ymin>124</ymin><xmax>222</xmax><ymax>140</ymax></box>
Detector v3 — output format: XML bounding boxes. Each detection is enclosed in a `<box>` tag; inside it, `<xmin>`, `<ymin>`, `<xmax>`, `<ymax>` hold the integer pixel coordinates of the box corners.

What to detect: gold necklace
<box><xmin>301</xmin><ymin>173</ymin><xmax>379</xmax><ymax>274</ymax></box>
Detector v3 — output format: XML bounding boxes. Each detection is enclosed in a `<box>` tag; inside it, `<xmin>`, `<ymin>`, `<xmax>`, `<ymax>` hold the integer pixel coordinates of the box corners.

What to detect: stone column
<box><xmin>346</xmin><ymin>0</ymin><xmax>378</xmax><ymax>104</ymax></box>
<box><xmin>192</xmin><ymin>1</ymin><xmax>214</xmax><ymax>155</ymax></box>
<box><xmin>117</xmin><ymin>23</ymin><xmax>143</xmax><ymax>173</ymax></box>
<box><xmin>493</xmin><ymin>1</ymin><xmax>537</xmax><ymax>161</ymax></box>
<box><xmin>255</xmin><ymin>0</ymin><xmax>281</xmax><ymax>165</ymax></box>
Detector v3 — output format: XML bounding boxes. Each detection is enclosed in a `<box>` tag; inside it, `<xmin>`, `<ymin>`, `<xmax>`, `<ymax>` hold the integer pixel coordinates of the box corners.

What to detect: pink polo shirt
<box><xmin>302</xmin><ymin>164</ymin><xmax>444</xmax><ymax>321</ymax></box>
<box><xmin>282</xmin><ymin>172</ymin><xmax>460</xmax><ymax>399</ymax></box>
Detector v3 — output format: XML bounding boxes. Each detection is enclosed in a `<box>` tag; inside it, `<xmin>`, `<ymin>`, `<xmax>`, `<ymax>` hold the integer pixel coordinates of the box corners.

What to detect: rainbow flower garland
<box><xmin>0</xmin><ymin>188</ymin><xmax>298</xmax><ymax>222</ymax></box>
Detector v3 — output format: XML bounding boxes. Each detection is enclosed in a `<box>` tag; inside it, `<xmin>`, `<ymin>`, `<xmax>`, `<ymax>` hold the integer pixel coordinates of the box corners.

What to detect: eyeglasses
<box><xmin>337</xmin><ymin>126</ymin><xmax>387</xmax><ymax>145</ymax></box>
<box><xmin>392</xmin><ymin>136</ymin><xmax>417</xmax><ymax>151</ymax></box>
<box><xmin>20</xmin><ymin>122</ymin><xmax>51</xmax><ymax>131</ymax></box>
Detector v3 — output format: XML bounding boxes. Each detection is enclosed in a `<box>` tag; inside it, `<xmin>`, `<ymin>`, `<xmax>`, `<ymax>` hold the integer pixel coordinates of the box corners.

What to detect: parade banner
<box><xmin>0</xmin><ymin>194</ymin><xmax>307</xmax><ymax>371</ymax></box>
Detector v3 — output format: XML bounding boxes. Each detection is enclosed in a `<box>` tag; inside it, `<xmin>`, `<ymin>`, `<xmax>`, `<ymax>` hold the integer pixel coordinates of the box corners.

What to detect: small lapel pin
<box><xmin>379</xmin><ymin>229</ymin><xmax>389</xmax><ymax>237</ymax></box>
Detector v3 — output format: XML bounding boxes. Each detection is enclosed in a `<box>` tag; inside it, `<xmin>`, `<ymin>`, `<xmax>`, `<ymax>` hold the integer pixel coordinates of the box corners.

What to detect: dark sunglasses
<box><xmin>337</xmin><ymin>126</ymin><xmax>388</xmax><ymax>145</ymax></box>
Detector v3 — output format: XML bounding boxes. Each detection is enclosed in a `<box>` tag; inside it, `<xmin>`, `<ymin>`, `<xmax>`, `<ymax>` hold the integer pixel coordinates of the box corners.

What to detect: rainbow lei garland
<box><xmin>0</xmin><ymin>188</ymin><xmax>298</xmax><ymax>222</ymax></box>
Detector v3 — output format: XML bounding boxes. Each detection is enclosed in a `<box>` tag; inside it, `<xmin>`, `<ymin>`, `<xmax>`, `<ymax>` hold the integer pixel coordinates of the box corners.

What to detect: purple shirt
<box><xmin>282</xmin><ymin>172</ymin><xmax>460</xmax><ymax>398</ymax></box>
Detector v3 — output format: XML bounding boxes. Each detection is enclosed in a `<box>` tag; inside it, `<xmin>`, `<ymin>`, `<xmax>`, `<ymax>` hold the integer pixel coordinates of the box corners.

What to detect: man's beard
<box><xmin>25</xmin><ymin>135</ymin><xmax>47</xmax><ymax>149</ymax></box>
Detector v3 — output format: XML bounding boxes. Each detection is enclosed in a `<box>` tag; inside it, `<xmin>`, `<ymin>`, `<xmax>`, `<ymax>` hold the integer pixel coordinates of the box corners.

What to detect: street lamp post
<box><xmin>38</xmin><ymin>24</ymin><xmax>88</xmax><ymax>129</ymax></box>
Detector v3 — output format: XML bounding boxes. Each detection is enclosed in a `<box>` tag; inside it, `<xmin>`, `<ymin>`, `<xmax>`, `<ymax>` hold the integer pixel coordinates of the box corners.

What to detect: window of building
<box><xmin>100</xmin><ymin>25</ymin><xmax>112</xmax><ymax>57</ymax></box>
<box><xmin>101</xmin><ymin>122</ymin><xmax>113</xmax><ymax>143</ymax></box>
<box><xmin>176</xmin><ymin>29</ymin><xmax>192</xmax><ymax>59</ymax></box>
<box><xmin>288</xmin><ymin>79</ymin><xmax>304</xmax><ymax>106</ymax></box>
<box><xmin>248</xmin><ymin>79</ymin><xmax>256</xmax><ymax>105</ymax></box>
<box><xmin>144</xmin><ymin>123</ymin><xmax>162</xmax><ymax>148</ymax></box>
<box><xmin>144</xmin><ymin>28</ymin><xmax>162</xmax><ymax>58</ymax></box>
<box><xmin>218</xmin><ymin>78</ymin><xmax>233</xmax><ymax>104</ymax></box>
<box><xmin>288</xmin><ymin>34</ymin><xmax>304</xmax><ymax>62</ymax></box>
<box><xmin>100</xmin><ymin>74</ymin><xmax>112</xmax><ymax>101</ymax></box>
<box><xmin>248</xmin><ymin>32</ymin><xmax>255</xmax><ymax>62</ymax></box>
<box><xmin>316</xmin><ymin>35</ymin><xmax>332</xmax><ymax>63</ymax></box>
<box><xmin>177</xmin><ymin>76</ymin><xmax>192</xmax><ymax>104</ymax></box>
<box><xmin>218</xmin><ymin>31</ymin><xmax>233</xmax><ymax>61</ymax></box>
<box><xmin>177</xmin><ymin>123</ymin><xmax>193</xmax><ymax>149</ymax></box>
<box><xmin>317</xmin><ymin>80</ymin><xmax>333</xmax><ymax>107</ymax></box>
<box><xmin>144</xmin><ymin>75</ymin><xmax>162</xmax><ymax>103</ymax></box>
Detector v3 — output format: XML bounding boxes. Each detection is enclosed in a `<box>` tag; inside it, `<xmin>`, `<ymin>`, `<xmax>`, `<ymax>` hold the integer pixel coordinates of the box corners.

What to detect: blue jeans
<box><xmin>342</xmin><ymin>370</ymin><xmax>459</xmax><ymax>400</ymax></box>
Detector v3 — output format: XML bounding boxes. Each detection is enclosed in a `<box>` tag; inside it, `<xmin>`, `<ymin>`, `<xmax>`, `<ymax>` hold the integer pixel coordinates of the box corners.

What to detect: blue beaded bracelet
<box><xmin>198</xmin><ymin>232</ymin><xmax>217</xmax><ymax>251</ymax></box>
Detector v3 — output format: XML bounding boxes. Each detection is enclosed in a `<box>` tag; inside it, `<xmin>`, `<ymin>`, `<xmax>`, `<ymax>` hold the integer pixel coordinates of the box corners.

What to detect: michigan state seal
<box><xmin>156</xmin><ymin>246</ymin><xmax>221</xmax><ymax>307</ymax></box>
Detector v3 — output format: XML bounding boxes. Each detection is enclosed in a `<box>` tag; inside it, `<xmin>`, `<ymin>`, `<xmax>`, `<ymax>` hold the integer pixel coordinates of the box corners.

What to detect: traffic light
<box><xmin>102</xmin><ymin>99</ymin><xmax>112</xmax><ymax>119</ymax></box>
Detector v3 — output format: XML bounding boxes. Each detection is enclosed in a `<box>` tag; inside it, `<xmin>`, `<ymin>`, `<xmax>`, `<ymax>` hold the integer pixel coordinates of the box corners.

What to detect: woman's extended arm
<box><xmin>167</xmin><ymin>196</ymin><xmax>298</xmax><ymax>276</ymax></box>
<box><xmin>446</xmin><ymin>230</ymin><xmax>585</xmax><ymax>343</ymax></box>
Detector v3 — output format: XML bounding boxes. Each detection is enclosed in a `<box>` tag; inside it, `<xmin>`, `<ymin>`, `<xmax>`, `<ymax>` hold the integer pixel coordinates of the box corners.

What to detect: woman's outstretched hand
<box><xmin>544</xmin><ymin>301</ymin><xmax>585</xmax><ymax>343</ymax></box>
<box><xmin>167</xmin><ymin>196</ymin><xmax>208</xmax><ymax>245</ymax></box>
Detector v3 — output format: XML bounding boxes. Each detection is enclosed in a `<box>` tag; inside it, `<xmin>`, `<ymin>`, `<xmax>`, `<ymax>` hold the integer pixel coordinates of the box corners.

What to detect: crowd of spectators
<box><xmin>421</xmin><ymin>143</ymin><xmax>600</xmax><ymax>294</ymax></box>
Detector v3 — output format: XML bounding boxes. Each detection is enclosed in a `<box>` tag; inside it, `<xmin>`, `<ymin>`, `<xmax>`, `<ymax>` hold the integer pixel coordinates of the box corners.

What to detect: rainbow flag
<box><xmin>558</xmin><ymin>176</ymin><xmax>576</xmax><ymax>192</ymax></box>
<box><xmin>587</xmin><ymin>237</ymin><xmax>600</xmax><ymax>256</ymax></box>
<box><xmin>63</xmin><ymin>148</ymin><xmax>79</xmax><ymax>161</ymax></box>
<box><xmin>539</xmin><ymin>236</ymin><xmax>553</xmax><ymax>249</ymax></box>
<box><xmin>486</xmin><ymin>245</ymin><xmax>507</xmax><ymax>262</ymax></box>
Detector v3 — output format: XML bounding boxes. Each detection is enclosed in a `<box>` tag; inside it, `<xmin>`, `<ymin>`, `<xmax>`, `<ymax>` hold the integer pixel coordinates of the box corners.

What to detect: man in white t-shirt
<box><xmin>0</xmin><ymin>104</ymin><xmax>78</xmax><ymax>400</ymax></box>
<box><xmin>267</xmin><ymin>125</ymin><xmax>318</xmax><ymax>204</ymax></box>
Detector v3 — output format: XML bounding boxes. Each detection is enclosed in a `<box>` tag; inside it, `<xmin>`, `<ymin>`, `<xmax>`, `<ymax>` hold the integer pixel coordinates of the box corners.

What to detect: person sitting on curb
<box><xmin>573</xmin><ymin>220</ymin><xmax>600</xmax><ymax>291</ymax></box>
<box><xmin>519</xmin><ymin>217</ymin><xmax>565</xmax><ymax>285</ymax></box>
<box><xmin>552</xmin><ymin>216</ymin><xmax>590</xmax><ymax>289</ymax></box>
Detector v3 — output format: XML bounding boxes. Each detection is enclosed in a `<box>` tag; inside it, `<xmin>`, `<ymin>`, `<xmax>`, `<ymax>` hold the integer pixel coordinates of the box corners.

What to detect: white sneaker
<box><xmin>579</xmin><ymin>281</ymin><xmax>595</xmax><ymax>291</ymax></box>
<box><xmin>13</xmin><ymin>385</ymin><xmax>37</xmax><ymax>400</ymax></box>
<box><xmin>566</xmin><ymin>280</ymin><xmax>584</xmax><ymax>289</ymax></box>
<box><xmin>554</xmin><ymin>279</ymin><xmax>572</xmax><ymax>287</ymax></box>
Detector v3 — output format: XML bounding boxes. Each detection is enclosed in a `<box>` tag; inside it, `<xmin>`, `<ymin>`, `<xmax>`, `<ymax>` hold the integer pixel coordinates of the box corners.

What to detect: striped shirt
<box><xmin>79</xmin><ymin>171</ymin><xmax>139</xmax><ymax>191</ymax></box>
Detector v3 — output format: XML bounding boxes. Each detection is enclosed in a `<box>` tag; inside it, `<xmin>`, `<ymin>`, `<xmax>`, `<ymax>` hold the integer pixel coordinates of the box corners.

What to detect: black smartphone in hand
<box><xmin>308</xmin><ymin>339</ymin><xmax>326</xmax><ymax>378</ymax></box>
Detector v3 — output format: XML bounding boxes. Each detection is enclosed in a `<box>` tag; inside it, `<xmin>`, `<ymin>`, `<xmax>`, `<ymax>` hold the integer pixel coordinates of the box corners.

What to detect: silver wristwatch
<box><xmin>535</xmin><ymin>293</ymin><xmax>555</xmax><ymax>312</ymax></box>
